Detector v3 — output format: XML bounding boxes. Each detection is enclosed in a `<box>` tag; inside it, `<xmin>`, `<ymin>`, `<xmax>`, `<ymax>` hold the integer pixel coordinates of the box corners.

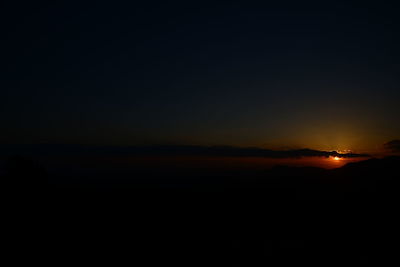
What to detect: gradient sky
<box><xmin>2</xmin><ymin>1</ymin><xmax>399</xmax><ymax>152</ymax></box>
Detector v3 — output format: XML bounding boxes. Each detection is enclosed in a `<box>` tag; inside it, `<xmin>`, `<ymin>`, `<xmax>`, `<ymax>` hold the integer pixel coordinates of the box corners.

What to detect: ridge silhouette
<box><xmin>4</xmin><ymin>155</ymin><xmax>399</xmax><ymax>265</ymax></box>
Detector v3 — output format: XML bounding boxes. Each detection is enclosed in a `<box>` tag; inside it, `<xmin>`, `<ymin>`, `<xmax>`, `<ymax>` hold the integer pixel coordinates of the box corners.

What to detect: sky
<box><xmin>2</xmin><ymin>1</ymin><xmax>400</xmax><ymax>153</ymax></box>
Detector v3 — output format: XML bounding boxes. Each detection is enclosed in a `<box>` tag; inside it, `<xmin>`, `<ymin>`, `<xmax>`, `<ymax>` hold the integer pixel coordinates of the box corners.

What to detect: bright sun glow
<box><xmin>333</xmin><ymin>156</ymin><xmax>341</xmax><ymax>161</ymax></box>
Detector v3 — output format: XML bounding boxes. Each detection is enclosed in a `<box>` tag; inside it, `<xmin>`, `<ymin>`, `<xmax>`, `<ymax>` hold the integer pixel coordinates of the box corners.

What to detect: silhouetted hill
<box><xmin>5</xmin><ymin>155</ymin><xmax>400</xmax><ymax>266</ymax></box>
<box><xmin>2</xmin><ymin>156</ymin><xmax>48</xmax><ymax>189</ymax></box>
<box><xmin>337</xmin><ymin>155</ymin><xmax>400</xmax><ymax>174</ymax></box>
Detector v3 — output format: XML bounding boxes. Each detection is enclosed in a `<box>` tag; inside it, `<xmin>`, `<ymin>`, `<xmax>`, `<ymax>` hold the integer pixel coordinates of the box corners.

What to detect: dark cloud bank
<box><xmin>0</xmin><ymin>144</ymin><xmax>369</xmax><ymax>158</ymax></box>
<box><xmin>384</xmin><ymin>140</ymin><xmax>400</xmax><ymax>153</ymax></box>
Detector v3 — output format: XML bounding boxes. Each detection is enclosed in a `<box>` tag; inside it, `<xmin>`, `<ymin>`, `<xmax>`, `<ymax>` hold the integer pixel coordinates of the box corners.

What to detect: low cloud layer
<box><xmin>384</xmin><ymin>140</ymin><xmax>400</xmax><ymax>153</ymax></box>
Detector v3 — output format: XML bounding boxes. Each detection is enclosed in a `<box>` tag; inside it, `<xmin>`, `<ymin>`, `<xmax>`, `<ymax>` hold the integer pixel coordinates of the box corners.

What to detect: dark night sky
<box><xmin>2</xmin><ymin>1</ymin><xmax>400</xmax><ymax>152</ymax></box>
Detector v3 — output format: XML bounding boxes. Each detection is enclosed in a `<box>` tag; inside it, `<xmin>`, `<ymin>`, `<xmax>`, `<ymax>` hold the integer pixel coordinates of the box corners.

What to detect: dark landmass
<box><xmin>0</xmin><ymin>143</ymin><xmax>369</xmax><ymax>158</ymax></box>
<box><xmin>4</xmin><ymin>155</ymin><xmax>399</xmax><ymax>266</ymax></box>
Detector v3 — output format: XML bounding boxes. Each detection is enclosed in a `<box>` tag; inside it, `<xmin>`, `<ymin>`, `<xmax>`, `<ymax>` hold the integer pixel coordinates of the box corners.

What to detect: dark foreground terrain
<box><xmin>4</xmin><ymin>156</ymin><xmax>400</xmax><ymax>266</ymax></box>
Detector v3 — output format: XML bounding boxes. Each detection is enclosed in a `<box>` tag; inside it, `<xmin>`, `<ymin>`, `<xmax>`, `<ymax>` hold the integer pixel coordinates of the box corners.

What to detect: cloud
<box><xmin>0</xmin><ymin>144</ymin><xmax>369</xmax><ymax>158</ymax></box>
<box><xmin>384</xmin><ymin>140</ymin><xmax>400</xmax><ymax>153</ymax></box>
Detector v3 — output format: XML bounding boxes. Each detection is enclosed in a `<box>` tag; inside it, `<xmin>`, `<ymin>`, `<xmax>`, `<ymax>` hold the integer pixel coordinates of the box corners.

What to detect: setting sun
<box><xmin>333</xmin><ymin>156</ymin><xmax>341</xmax><ymax>161</ymax></box>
